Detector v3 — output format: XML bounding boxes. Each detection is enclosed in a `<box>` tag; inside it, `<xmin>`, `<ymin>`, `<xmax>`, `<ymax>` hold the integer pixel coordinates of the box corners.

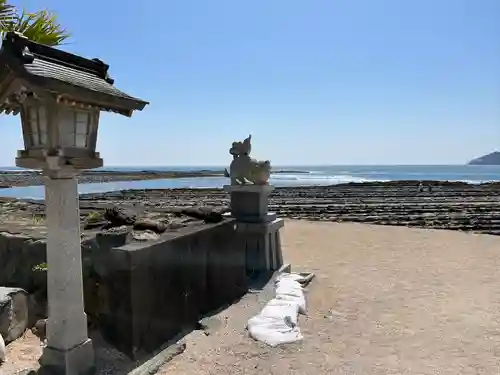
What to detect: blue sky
<box><xmin>2</xmin><ymin>0</ymin><xmax>499</xmax><ymax>166</ymax></box>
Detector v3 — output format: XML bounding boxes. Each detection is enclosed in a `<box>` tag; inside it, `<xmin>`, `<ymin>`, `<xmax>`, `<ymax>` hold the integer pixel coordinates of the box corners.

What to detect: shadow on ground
<box><xmin>18</xmin><ymin>271</ymin><xmax>275</xmax><ymax>375</ymax></box>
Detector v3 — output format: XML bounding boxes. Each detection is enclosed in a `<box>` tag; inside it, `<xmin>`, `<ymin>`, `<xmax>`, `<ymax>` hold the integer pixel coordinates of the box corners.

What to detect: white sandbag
<box><xmin>247</xmin><ymin>315</ymin><xmax>303</xmax><ymax>347</ymax></box>
<box><xmin>260</xmin><ymin>299</ymin><xmax>300</xmax><ymax>326</ymax></box>
<box><xmin>274</xmin><ymin>293</ymin><xmax>306</xmax><ymax>315</ymax></box>
<box><xmin>247</xmin><ymin>272</ymin><xmax>309</xmax><ymax>346</ymax></box>
<box><xmin>275</xmin><ymin>282</ymin><xmax>303</xmax><ymax>297</ymax></box>
<box><xmin>276</xmin><ymin>279</ymin><xmax>303</xmax><ymax>292</ymax></box>
<box><xmin>276</xmin><ymin>273</ymin><xmax>306</xmax><ymax>284</ymax></box>
<box><xmin>275</xmin><ymin>278</ymin><xmax>307</xmax><ymax>314</ymax></box>
<box><xmin>0</xmin><ymin>333</ymin><xmax>5</xmax><ymax>363</ymax></box>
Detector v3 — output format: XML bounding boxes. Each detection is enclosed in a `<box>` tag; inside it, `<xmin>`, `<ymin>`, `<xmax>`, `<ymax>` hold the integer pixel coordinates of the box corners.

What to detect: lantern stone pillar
<box><xmin>39</xmin><ymin>170</ymin><xmax>95</xmax><ymax>375</ymax></box>
<box><xmin>0</xmin><ymin>31</ymin><xmax>148</xmax><ymax>374</ymax></box>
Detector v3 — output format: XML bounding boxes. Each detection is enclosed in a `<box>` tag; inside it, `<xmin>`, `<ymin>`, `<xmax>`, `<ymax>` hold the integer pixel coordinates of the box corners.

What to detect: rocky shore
<box><xmin>1</xmin><ymin>180</ymin><xmax>500</xmax><ymax>236</ymax></box>
<box><xmin>79</xmin><ymin>180</ymin><xmax>500</xmax><ymax>236</ymax></box>
<box><xmin>0</xmin><ymin>169</ymin><xmax>225</xmax><ymax>188</ymax></box>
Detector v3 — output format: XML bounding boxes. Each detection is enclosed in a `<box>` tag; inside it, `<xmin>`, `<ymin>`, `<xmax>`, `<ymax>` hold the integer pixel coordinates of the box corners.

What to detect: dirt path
<box><xmin>160</xmin><ymin>220</ymin><xmax>500</xmax><ymax>375</ymax></box>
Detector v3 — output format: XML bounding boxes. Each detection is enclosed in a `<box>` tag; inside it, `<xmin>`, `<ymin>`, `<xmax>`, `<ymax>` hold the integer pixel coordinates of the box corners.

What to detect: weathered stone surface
<box><xmin>180</xmin><ymin>207</ymin><xmax>225</xmax><ymax>223</ymax></box>
<box><xmin>133</xmin><ymin>218</ymin><xmax>166</xmax><ymax>233</ymax></box>
<box><xmin>31</xmin><ymin>318</ymin><xmax>47</xmax><ymax>341</ymax></box>
<box><xmin>131</xmin><ymin>230</ymin><xmax>160</xmax><ymax>241</ymax></box>
<box><xmin>96</xmin><ymin>225</ymin><xmax>129</xmax><ymax>248</ymax></box>
<box><xmin>165</xmin><ymin>221</ymin><xmax>188</xmax><ymax>230</ymax></box>
<box><xmin>28</xmin><ymin>292</ymin><xmax>47</xmax><ymax>327</ymax></box>
<box><xmin>226</xmin><ymin>134</ymin><xmax>271</xmax><ymax>185</ymax></box>
<box><xmin>0</xmin><ymin>287</ymin><xmax>29</xmax><ymax>343</ymax></box>
<box><xmin>225</xmin><ymin>185</ymin><xmax>273</xmax><ymax>223</ymax></box>
<box><xmin>104</xmin><ymin>206</ymin><xmax>137</xmax><ymax>226</ymax></box>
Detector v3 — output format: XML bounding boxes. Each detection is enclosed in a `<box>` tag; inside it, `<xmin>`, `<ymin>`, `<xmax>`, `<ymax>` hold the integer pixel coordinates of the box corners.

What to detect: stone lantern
<box><xmin>16</xmin><ymin>98</ymin><xmax>103</xmax><ymax>171</ymax></box>
<box><xmin>0</xmin><ymin>32</ymin><xmax>148</xmax><ymax>375</ymax></box>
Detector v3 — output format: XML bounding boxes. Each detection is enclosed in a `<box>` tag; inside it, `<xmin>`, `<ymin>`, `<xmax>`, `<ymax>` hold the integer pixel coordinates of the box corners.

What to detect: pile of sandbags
<box><xmin>247</xmin><ymin>272</ymin><xmax>312</xmax><ymax>346</ymax></box>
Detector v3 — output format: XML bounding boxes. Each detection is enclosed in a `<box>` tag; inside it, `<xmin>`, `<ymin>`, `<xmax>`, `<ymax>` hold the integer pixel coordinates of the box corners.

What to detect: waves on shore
<box><xmin>272</xmin><ymin>173</ymin><xmax>498</xmax><ymax>186</ymax></box>
<box><xmin>1</xmin><ymin>165</ymin><xmax>500</xmax><ymax>200</ymax></box>
<box><xmin>271</xmin><ymin>173</ymin><xmax>378</xmax><ymax>185</ymax></box>
<box><xmin>272</xmin><ymin>166</ymin><xmax>500</xmax><ymax>185</ymax></box>
<box><xmin>271</xmin><ymin>166</ymin><xmax>500</xmax><ymax>187</ymax></box>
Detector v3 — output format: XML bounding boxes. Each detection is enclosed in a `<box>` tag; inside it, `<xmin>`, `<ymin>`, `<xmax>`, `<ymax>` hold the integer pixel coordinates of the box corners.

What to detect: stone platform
<box><xmin>96</xmin><ymin>218</ymin><xmax>248</xmax><ymax>359</ymax></box>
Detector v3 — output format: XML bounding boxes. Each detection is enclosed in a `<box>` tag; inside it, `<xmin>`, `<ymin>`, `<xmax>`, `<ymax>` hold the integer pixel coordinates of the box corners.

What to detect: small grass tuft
<box><xmin>31</xmin><ymin>214</ymin><xmax>45</xmax><ymax>225</ymax></box>
<box><xmin>86</xmin><ymin>211</ymin><xmax>103</xmax><ymax>221</ymax></box>
<box><xmin>33</xmin><ymin>263</ymin><xmax>47</xmax><ymax>272</ymax></box>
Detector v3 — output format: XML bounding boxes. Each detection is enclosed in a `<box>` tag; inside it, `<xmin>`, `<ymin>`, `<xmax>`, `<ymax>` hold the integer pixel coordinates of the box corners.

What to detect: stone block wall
<box><xmin>0</xmin><ymin>219</ymin><xmax>248</xmax><ymax>359</ymax></box>
<box><xmin>95</xmin><ymin>218</ymin><xmax>247</xmax><ymax>358</ymax></box>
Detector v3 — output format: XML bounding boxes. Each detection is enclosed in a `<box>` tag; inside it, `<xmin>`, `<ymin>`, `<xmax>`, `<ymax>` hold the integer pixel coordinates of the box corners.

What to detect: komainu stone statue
<box><xmin>224</xmin><ymin>135</ymin><xmax>271</xmax><ymax>185</ymax></box>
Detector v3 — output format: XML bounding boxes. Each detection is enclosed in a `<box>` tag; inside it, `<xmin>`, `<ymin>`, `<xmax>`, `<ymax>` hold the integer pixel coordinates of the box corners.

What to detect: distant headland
<box><xmin>468</xmin><ymin>152</ymin><xmax>500</xmax><ymax>166</ymax></box>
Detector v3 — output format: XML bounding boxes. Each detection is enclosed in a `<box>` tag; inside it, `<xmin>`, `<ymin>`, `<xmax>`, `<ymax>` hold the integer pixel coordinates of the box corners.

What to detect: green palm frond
<box><xmin>0</xmin><ymin>0</ymin><xmax>16</xmax><ymax>30</ymax></box>
<box><xmin>6</xmin><ymin>9</ymin><xmax>70</xmax><ymax>46</ymax></box>
<box><xmin>0</xmin><ymin>3</ymin><xmax>71</xmax><ymax>47</ymax></box>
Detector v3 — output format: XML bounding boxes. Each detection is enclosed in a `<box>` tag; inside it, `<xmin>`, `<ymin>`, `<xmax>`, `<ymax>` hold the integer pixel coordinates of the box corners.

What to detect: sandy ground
<box><xmin>160</xmin><ymin>220</ymin><xmax>500</xmax><ymax>375</ymax></box>
<box><xmin>2</xmin><ymin>220</ymin><xmax>500</xmax><ymax>374</ymax></box>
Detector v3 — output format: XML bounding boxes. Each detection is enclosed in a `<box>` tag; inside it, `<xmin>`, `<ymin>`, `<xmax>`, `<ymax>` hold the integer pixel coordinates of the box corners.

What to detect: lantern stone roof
<box><xmin>0</xmin><ymin>32</ymin><xmax>148</xmax><ymax>116</ymax></box>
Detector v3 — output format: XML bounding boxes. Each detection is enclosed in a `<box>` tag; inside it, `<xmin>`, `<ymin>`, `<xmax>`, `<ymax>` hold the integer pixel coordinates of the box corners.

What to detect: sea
<box><xmin>0</xmin><ymin>165</ymin><xmax>499</xmax><ymax>201</ymax></box>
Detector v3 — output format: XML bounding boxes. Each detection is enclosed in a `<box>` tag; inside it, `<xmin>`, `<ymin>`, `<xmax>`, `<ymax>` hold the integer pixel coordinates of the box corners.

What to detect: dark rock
<box><xmin>28</xmin><ymin>291</ymin><xmax>47</xmax><ymax>327</ymax></box>
<box><xmin>0</xmin><ymin>287</ymin><xmax>29</xmax><ymax>343</ymax></box>
<box><xmin>0</xmin><ymin>233</ymin><xmax>32</xmax><ymax>287</ymax></box>
<box><xmin>133</xmin><ymin>218</ymin><xmax>167</xmax><ymax>233</ymax></box>
<box><xmin>165</xmin><ymin>221</ymin><xmax>188</xmax><ymax>230</ymax></box>
<box><xmin>181</xmin><ymin>207</ymin><xmax>224</xmax><ymax>223</ymax></box>
<box><xmin>30</xmin><ymin>318</ymin><xmax>46</xmax><ymax>342</ymax></box>
<box><xmin>104</xmin><ymin>206</ymin><xmax>137</xmax><ymax>226</ymax></box>
<box><xmin>0</xmin><ymin>233</ymin><xmax>46</xmax><ymax>292</ymax></box>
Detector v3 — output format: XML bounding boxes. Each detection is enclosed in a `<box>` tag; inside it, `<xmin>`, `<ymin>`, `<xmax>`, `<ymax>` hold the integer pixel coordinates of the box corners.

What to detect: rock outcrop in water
<box><xmin>468</xmin><ymin>151</ymin><xmax>500</xmax><ymax>165</ymax></box>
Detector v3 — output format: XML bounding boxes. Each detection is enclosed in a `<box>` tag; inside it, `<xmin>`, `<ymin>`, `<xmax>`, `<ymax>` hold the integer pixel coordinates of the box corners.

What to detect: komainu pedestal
<box><xmin>224</xmin><ymin>184</ymin><xmax>284</xmax><ymax>275</ymax></box>
<box><xmin>236</xmin><ymin>219</ymin><xmax>284</xmax><ymax>275</ymax></box>
<box><xmin>225</xmin><ymin>184</ymin><xmax>275</xmax><ymax>223</ymax></box>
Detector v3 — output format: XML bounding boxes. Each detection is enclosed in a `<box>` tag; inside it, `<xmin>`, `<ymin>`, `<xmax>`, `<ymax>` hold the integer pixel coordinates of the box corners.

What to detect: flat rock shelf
<box><xmin>80</xmin><ymin>181</ymin><xmax>500</xmax><ymax>236</ymax></box>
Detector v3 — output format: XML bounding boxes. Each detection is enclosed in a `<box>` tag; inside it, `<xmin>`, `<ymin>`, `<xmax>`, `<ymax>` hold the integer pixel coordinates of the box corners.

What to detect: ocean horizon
<box><xmin>1</xmin><ymin>165</ymin><xmax>499</xmax><ymax>201</ymax></box>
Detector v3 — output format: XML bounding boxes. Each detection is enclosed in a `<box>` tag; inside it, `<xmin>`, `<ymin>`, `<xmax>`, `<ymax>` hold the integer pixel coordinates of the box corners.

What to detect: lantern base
<box><xmin>39</xmin><ymin>338</ymin><xmax>95</xmax><ymax>375</ymax></box>
<box><xmin>15</xmin><ymin>155</ymin><xmax>103</xmax><ymax>171</ymax></box>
